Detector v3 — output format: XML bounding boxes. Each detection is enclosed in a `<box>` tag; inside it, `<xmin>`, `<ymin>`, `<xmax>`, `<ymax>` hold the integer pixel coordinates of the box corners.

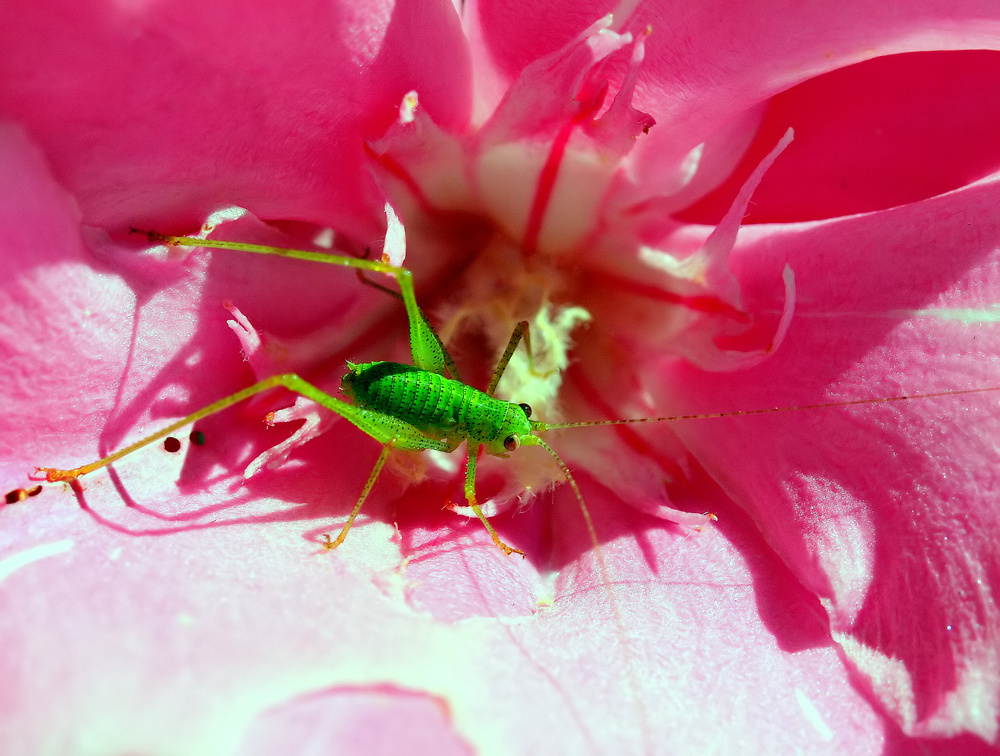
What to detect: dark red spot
<box><xmin>189</xmin><ymin>430</ymin><xmax>206</xmax><ymax>446</ymax></box>
<box><xmin>4</xmin><ymin>485</ymin><xmax>38</xmax><ymax>504</ymax></box>
<box><xmin>163</xmin><ymin>437</ymin><xmax>182</xmax><ymax>453</ymax></box>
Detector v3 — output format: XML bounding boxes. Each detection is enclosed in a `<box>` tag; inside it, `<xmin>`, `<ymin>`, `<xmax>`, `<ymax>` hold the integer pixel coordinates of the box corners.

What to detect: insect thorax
<box><xmin>342</xmin><ymin>361</ymin><xmax>528</xmax><ymax>448</ymax></box>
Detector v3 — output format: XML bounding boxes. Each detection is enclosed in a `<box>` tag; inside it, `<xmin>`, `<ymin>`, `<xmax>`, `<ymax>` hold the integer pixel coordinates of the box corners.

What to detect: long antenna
<box><xmin>535</xmin><ymin>385</ymin><xmax>1000</xmax><ymax>431</ymax></box>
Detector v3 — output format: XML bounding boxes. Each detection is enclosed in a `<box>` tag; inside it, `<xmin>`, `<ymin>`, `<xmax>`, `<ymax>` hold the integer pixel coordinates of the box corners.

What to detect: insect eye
<box><xmin>503</xmin><ymin>435</ymin><xmax>520</xmax><ymax>452</ymax></box>
<box><xmin>518</xmin><ymin>402</ymin><xmax>532</xmax><ymax>418</ymax></box>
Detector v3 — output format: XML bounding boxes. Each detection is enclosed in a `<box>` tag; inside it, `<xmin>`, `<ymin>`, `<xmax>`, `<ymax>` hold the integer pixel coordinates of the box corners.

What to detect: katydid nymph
<box><xmin>37</xmin><ymin>228</ymin><xmax>595</xmax><ymax>557</ymax></box>
<box><xmin>35</xmin><ymin>229</ymin><xmax>1000</xmax><ymax>557</ymax></box>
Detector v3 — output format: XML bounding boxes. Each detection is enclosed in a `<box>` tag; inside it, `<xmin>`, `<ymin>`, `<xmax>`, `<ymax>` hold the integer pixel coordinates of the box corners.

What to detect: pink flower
<box><xmin>2</xmin><ymin>0</ymin><xmax>1000</xmax><ymax>752</ymax></box>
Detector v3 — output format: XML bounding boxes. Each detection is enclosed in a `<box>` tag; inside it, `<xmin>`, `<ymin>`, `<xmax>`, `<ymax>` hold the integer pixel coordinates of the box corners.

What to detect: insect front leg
<box><xmin>463</xmin><ymin>446</ymin><xmax>526</xmax><ymax>557</ymax></box>
<box><xmin>484</xmin><ymin>319</ymin><xmax>555</xmax><ymax>397</ymax></box>
<box><xmin>486</xmin><ymin>320</ymin><xmax>529</xmax><ymax>397</ymax></box>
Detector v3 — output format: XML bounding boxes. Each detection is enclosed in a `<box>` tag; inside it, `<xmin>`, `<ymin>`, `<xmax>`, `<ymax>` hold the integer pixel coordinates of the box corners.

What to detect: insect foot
<box><xmin>494</xmin><ymin>539</ymin><xmax>526</xmax><ymax>558</ymax></box>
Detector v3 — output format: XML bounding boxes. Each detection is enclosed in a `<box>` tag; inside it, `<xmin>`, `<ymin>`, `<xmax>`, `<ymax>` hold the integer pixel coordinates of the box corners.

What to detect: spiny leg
<box><xmin>41</xmin><ymin>366</ymin><xmax>455</xmax><ymax>550</ymax></box>
<box><xmin>486</xmin><ymin>320</ymin><xmax>528</xmax><ymax>397</ymax></box>
<box><xmin>40</xmin><ymin>374</ymin><xmax>308</xmax><ymax>482</ymax></box>
<box><xmin>353</xmin><ymin>263</ymin><xmax>461</xmax><ymax>382</ymax></box>
<box><xmin>138</xmin><ymin>230</ymin><xmax>459</xmax><ymax>379</ymax></box>
<box><xmin>322</xmin><ymin>443</ymin><xmax>393</xmax><ymax>550</ymax></box>
<box><xmin>38</xmin><ymin>373</ymin><xmax>423</xmax><ymax>482</ymax></box>
<box><xmin>485</xmin><ymin>319</ymin><xmax>555</xmax><ymax>398</ymax></box>
<box><xmin>463</xmin><ymin>445</ymin><xmax>525</xmax><ymax>557</ymax></box>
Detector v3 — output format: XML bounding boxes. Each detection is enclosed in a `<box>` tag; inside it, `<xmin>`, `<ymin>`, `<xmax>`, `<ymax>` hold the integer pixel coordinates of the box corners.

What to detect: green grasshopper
<box><xmin>38</xmin><ymin>230</ymin><xmax>598</xmax><ymax>557</ymax></box>
<box><xmin>37</xmin><ymin>230</ymin><xmax>1000</xmax><ymax>557</ymax></box>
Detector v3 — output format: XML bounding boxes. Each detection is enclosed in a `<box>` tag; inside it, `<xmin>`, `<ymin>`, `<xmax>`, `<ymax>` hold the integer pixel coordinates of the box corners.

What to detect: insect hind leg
<box><xmin>38</xmin><ymin>373</ymin><xmax>387</xmax><ymax>483</ymax></box>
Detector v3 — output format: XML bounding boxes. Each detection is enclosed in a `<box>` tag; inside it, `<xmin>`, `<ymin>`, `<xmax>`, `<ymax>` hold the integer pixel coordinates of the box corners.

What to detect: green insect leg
<box><xmin>391</xmin><ymin>267</ymin><xmax>460</xmax><ymax>381</ymax></box>
<box><xmin>322</xmin><ymin>443</ymin><xmax>393</xmax><ymax>550</ymax></box>
<box><xmin>463</xmin><ymin>446</ymin><xmax>525</xmax><ymax>557</ymax></box>
<box><xmin>143</xmin><ymin>231</ymin><xmax>460</xmax><ymax>380</ymax></box>
<box><xmin>39</xmin><ymin>374</ymin><xmax>313</xmax><ymax>482</ymax></box>
<box><xmin>484</xmin><ymin>319</ymin><xmax>555</xmax><ymax>398</ymax></box>
<box><xmin>355</xmin><ymin>270</ymin><xmax>461</xmax><ymax>383</ymax></box>
<box><xmin>38</xmin><ymin>373</ymin><xmax>449</xmax><ymax>482</ymax></box>
<box><xmin>485</xmin><ymin>320</ymin><xmax>528</xmax><ymax>397</ymax></box>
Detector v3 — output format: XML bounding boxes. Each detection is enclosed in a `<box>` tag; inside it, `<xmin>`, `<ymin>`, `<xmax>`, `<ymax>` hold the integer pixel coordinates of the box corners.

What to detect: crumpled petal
<box><xmin>472</xmin><ymin>0</ymin><xmax>1000</xmax><ymax>213</ymax></box>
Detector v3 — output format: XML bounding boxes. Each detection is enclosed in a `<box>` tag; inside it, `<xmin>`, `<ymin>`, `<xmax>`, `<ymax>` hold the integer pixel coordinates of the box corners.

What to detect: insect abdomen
<box><xmin>342</xmin><ymin>361</ymin><xmax>511</xmax><ymax>443</ymax></box>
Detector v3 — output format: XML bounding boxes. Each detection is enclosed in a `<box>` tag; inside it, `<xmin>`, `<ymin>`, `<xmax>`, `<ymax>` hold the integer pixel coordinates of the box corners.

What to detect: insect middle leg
<box><xmin>463</xmin><ymin>447</ymin><xmax>526</xmax><ymax>557</ymax></box>
<box><xmin>321</xmin><ymin>443</ymin><xmax>394</xmax><ymax>550</ymax></box>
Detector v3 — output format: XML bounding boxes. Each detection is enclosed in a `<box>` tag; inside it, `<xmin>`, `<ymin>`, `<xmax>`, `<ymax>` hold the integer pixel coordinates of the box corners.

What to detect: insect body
<box><xmin>33</xmin><ymin>229</ymin><xmax>1000</xmax><ymax>557</ymax></box>
<box><xmin>342</xmin><ymin>361</ymin><xmax>533</xmax><ymax>457</ymax></box>
<box><xmin>36</xmin><ymin>230</ymin><xmax>581</xmax><ymax>557</ymax></box>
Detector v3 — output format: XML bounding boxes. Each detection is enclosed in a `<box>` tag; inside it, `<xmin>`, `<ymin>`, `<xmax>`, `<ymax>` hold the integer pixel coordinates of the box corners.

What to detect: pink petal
<box><xmin>472</xmin><ymin>1</ymin><xmax>1000</xmax><ymax>210</ymax></box>
<box><xmin>0</xmin><ymin>121</ymin><xmax>883</xmax><ymax>754</ymax></box>
<box><xmin>656</xmin><ymin>172</ymin><xmax>1000</xmax><ymax>740</ymax></box>
<box><xmin>682</xmin><ymin>50</ymin><xmax>1000</xmax><ymax>223</ymax></box>
<box><xmin>0</xmin><ymin>0</ymin><xmax>472</xmax><ymax>239</ymax></box>
<box><xmin>236</xmin><ymin>685</ymin><xmax>475</xmax><ymax>755</ymax></box>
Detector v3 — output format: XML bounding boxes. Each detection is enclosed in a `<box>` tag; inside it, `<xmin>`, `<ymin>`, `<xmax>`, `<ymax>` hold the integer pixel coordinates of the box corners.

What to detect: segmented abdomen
<box><xmin>342</xmin><ymin>361</ymin><xmax>511</xmax><ymax>443</ymax></box>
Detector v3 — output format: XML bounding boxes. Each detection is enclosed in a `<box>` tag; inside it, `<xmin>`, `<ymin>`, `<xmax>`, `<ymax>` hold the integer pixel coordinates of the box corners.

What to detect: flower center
<box><xmin>367</xmin><ymin>18</ymin><xmax>658</xmax><ymax>416</ymax></box>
